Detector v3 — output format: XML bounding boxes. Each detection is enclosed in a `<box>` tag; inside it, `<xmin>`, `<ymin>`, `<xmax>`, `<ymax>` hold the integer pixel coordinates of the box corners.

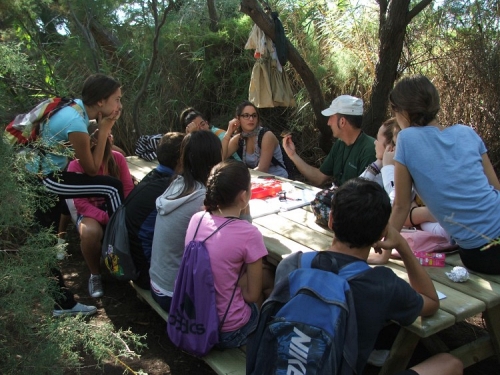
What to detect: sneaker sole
<box><xmin>52</xmin><ymin>308</ymin><xmax>98</xmax><ymax>317</ymax></box>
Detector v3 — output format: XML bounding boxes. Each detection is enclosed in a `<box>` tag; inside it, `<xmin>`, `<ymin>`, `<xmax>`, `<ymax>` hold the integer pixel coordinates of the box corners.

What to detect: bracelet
<box><xmin>366</xmin><ymin>162</ymin><xmax>381</xmax><ymax>176</ymax></box>
<box><xmin>409</xmin><ymin>206</ymin><xmax>418</xmax><ymax>227</ymax></box>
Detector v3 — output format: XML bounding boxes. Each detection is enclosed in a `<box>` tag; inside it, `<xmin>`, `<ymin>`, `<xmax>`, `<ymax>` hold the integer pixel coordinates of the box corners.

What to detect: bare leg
<box><xmin>410</xmin><ymin>353</ymin><xmax>463</xmax><ymax>375</ymax></box>
<box><xmin>78</xmin><ymin>217</ymin><xmax>104</xmax><ymax>275</ymax></box>
<box><xmin>58</xmin><ymin>213</ymin><xmax>71</xmax><ymax>240</ymax></box>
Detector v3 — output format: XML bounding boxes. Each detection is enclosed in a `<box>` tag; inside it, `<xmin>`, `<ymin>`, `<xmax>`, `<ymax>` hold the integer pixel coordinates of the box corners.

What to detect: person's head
<box><xmin>389</xmin><ymin>74</ymin><xmax>440</xmax><ymax>129</ymax></box>
<box><xmin>374</xmin><ymin>117</ymin><xmax>397</xmax><ymax>159</ymax></box>
<box><xmin>87</xmin><ymin>122</ymin><xmax>119</xmax><ymax>178</ymax></box>
<box><xmin>235</xmin><ymin>100</ymin><xmax>260</xmax><ymax>132</ymax></box>
<box><xmin>180</xmin><ymin>107</ymin><xmax>209</xmax><ymax>132</ymax></box>
<box><xmin>322</xmin><ymin>95</ymin><xmax>363</xmax><ymax>137</ymax></box>
<box><xmin>82</xmin><ymin>74</ymin><xmax>122</xmax><ymax>118</ymax></box>
<box><xmin>204</xmin><ymin>160</ymin><xmax>251</xmax><ymax>213</ymax></box>
<box><xmin>176</xmin><ymin>130</ymin><xmax>222</xmax><ymax>198</ymax></box>
<box><xmin>330</xmin><ymin>178</ymin><xmax>391</xmax><ymax>248</ymax></box>
<box><xmin>157</xmin><ymin>132</ymin><xmax>185</xmax><ymax>170</ymax></box>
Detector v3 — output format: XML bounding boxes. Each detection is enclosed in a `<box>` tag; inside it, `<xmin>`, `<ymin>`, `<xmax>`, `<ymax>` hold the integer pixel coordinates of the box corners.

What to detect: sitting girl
<box><xmin>358</xmin><ymin>118</ymin><xmax>450</xmax><ymax>264</ymax></box>
<box><xmin>222</xmin><ymin>100</ymin><xmax>288</xmax><ymax>178</ymax></box>
<box><xmin>186</xmin><ymin>159</ymin><xmax>274</xmax><ymax>348</ymax></box>
<box><xmin>149</xmin><ymin>131</ymin><xmax>223</xmax><ymax>311</ymax></box>
<box><xmin>68</xmin><ymin>124</ymin><xmax>134</xmax><ymax>298</ymax></box>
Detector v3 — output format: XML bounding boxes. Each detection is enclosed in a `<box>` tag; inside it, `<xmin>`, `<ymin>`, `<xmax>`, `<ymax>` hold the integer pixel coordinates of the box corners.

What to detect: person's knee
<box><xmin>79</xmin><ymin>219</ymin><xmax>103</xmax><ymax>244</ymax></box>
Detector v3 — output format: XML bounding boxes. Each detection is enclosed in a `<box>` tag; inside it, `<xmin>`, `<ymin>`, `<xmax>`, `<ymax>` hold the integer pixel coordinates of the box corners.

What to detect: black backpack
<box><xmin>237</xmin><ymin>127</ymin><xmax>298</xmax><ymax>179</ymax></box>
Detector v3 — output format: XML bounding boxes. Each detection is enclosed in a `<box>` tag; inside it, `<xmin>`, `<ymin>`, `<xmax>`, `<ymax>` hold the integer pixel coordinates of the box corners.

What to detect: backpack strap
<box><xmin>192</xmin><ymin>213</ymin><xmax>237</xmax><ymax>243</ymax></box>
<box><xmin>219</xmin><ymin>266</ymin><xmax>245</xmax><ymax>331</ymax></box>
<box><xmin>300</xmin><ymin>251</ymin><xmax>370</xmax><ymax>280</ymax></box>
<box><xmin>257</xmin><ymin>127</ymin><xmax>287</xmax><ymax>170</ymax></box>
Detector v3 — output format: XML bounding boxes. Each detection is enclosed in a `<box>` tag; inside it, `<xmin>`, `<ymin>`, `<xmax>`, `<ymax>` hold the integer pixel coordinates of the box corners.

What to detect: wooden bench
<box><xmin>129</xmin><ymin>281</ymin><xmax>246</xmax><ymax>375</ymax></box>
<box><xmin>126</xmin><ymin>157</ymin><xmax>247</xmax><ymax>374</ymax></box>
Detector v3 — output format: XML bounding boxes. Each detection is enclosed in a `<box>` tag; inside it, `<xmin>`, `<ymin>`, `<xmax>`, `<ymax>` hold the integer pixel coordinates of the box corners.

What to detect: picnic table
<box><xmin>125</xmin><ymin>156</ymin><xmax>500</xmax><ymax>374</ymax></box>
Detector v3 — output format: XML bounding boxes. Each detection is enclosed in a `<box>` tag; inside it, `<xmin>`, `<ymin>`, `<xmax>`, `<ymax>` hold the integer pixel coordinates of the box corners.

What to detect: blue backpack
<box><xmin>246</xmin><ymin>251</ymin><xmax>370</xmax><ymax>375</ymax></box>
<box><xmin>167</xmin><ymin>215</ymin><xmax>237</xmax><ymax>357</ymax></box>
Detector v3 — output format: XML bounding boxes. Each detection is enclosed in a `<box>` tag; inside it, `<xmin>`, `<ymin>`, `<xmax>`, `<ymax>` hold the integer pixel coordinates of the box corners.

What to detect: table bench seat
<box><xmin>129</xmin><ymin>281</ymin><xmax>246</xmax><ymax>375</ymax></box>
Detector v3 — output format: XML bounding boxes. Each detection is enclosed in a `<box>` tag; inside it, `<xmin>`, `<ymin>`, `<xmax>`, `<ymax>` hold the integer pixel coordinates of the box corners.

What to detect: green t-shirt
<box><xmin>319</xmin><ymin>132</ymin><xmax>376</xmax><ymax>186</ymax></box>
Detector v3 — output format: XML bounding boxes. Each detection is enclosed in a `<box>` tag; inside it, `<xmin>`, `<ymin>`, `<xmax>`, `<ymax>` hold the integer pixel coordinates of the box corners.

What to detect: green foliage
<box><xmin>0</xmin><ymin>140</ymin><xmax>146</xmax><ymax>374</ymax></box>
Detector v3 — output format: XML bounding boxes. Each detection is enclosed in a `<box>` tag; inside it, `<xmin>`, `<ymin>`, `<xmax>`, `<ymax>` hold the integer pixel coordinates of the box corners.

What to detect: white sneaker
<box><xmin>53</xmin><ymin>302</ymin><xmax>97</xmax><ymax>317</ymax></box>
<box><xmin>367</xmin><ymin>349</ymin><xmax>390</xmax><ymax>367</ymax></box>
<box><xmin>55</xmin><ymin>238</ymin><xmax>67</xmax><ymax>260</ymax></box>
<box><xmin>88</xmin><ymin>274</ymin><xmax>103</xmax><ymax>298</ymax></box>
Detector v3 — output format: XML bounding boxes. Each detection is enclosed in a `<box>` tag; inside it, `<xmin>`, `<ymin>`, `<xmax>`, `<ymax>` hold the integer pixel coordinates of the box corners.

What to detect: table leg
<box><xmin>379</xmin><ymin>328</ymin><xmax>420</xmax><ymax>375</ymax></box>
<box><xmin>483</xmin><ymin>304</ymin><xmax>500</xmax><ymax>362</ymax></box>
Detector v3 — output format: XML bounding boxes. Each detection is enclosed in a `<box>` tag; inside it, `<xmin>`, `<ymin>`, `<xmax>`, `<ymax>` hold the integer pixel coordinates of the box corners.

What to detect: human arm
<box><xmin>68</xmin><ymin>112</ymin><xmax>118</xmax><ymax>176</ymax></box>
<box><xmin>282</xmin><ymin>135</ymin><xmax>330</xmax><ymax>187</ymax></box>
<box><xmin>114</xmin><ymin>151</ymin><xmax>135</xmax><ymax>198</ymax></box>
<box><xmin>240</xmin><ymin>258</ymin><xmax>263</xmax><ymax>303</ymax></box>
<box><xmin>376</xmin><ymin>225</ymin><xmax>439</xmax><ymax>316</ymax></box>
<box><xmin>221</xmin><ymin>118</ymin><xmax>240</xmax><ymax>159</ymax></box>
<box><xmin>255</xmin><ymin>131</ymin><xmax>279</xmax><ymax>173</ymax></box>
<box><xmin>482</xmin><ymin>153</ymin><xmax>500</xmax><ymax>190</ymax></box>
<box><xmin>389</xmin><ymin>161</ymin><xmax>414</xmax><ymax>231</ymax></box>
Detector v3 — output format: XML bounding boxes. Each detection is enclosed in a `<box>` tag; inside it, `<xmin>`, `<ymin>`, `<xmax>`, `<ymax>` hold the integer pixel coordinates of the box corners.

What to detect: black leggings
<box><xmin>43</xmin><ymin>171</ymin><xmax>124</xmax><ymax>216</ymax></box>
<box><xmin>459</xmin><ymin>242</ymin><xmax>500</xmax><ymax>275</ymax></box>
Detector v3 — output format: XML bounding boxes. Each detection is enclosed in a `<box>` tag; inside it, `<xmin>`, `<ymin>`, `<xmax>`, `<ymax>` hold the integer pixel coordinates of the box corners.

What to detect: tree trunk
<box><xmin>207</xmin><ymin>0</ymin><xmax>218</xmax><ymax>32</ymax></box>
<box><xmin>363</xmin><ymin>0</ymin><xmax>433</xmax><ymax>136</ymax></box>
<box><xmin>239</xmin><ymin>0</ymin><xmax>332</xmax><ymax>153</ymax></box>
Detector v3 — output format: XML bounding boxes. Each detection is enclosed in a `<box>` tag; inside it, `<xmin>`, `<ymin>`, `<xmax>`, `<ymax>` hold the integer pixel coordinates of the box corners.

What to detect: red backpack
<box><xmin>4</xmin><ymin>97</ymin><xmax>80</xmax><ymax>146</ymax></box>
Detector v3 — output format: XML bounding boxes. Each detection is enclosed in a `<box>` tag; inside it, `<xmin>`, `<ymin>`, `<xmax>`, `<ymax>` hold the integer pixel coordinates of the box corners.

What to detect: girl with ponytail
<box><xmin>185</xmin><ymin>159</ymin><xmax>274</xmax><ymax>349</ymax></box>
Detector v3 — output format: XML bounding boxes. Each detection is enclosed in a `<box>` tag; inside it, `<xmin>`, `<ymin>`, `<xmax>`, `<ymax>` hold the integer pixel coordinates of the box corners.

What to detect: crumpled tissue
<box><xmin>445</xmin><ymin>266</ymin><xmax>469</xmax><ymax>283</ymax></box>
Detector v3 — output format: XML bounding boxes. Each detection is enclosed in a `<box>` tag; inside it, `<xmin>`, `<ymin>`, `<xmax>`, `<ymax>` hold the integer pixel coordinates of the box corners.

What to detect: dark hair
<box><xmin>381</xmin><ymin>117</ymin><xmax>397</xmax><ymax>147</ymax></box>
<box><xmin>179</xmin><ymin>107</ymin><xmax>204</xmax><ymax>127</ymax></box>
<box><xmin>82</xmin><ymin>74</ymin><xmax>121</xmax><ymax>106</ymax></box>
<box><xmin>175</xmin><ymin>131</ymin><xmax>222</xmax><ymax>198</ymax></box>
<box><xmin>235</xmin><ymin>100</ymin><xmax>261</xmax><ymax>125</ymax></box>
<box><xmin>157</xmin><ymin>132</ymin><xmax>185</xmax><ymax>169</ymax></box>
<box><xmin>389</xmin><ymin>74</ymin><xmax>440</xmax><ymax>127</ymax></box>
<box><xmin>339</xmin><ymin>114</ymin><xmax>363</xmax><ymax>129</ymax></box>
<box><xmin>87</xmin><ymin>122</ymin><xmax>120</xmax><ymax>179</ymax></box>
<box><xmin>205</xmin><ymin>160</ymin><xmax>250</xmax><ymax>213</ymax></box>
<box><xmin>330</xmin><ymin>178</ymin><xmax>391</xmax><ymax>248</ymax></box>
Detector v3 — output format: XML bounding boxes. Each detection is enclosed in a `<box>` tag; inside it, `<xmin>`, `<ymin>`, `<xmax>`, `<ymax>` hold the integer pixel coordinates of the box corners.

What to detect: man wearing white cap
<box><xmin>282</xmin><ymin>95</ymin><xmax>376</xmax><ymax>187</ymax></box>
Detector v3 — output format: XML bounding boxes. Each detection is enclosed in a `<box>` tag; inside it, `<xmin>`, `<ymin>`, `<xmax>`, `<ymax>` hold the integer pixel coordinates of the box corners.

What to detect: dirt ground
<box><xmin>60</xmin><ymin>227</ymin><xmax>499</xmax><ymax>375</ymax></box>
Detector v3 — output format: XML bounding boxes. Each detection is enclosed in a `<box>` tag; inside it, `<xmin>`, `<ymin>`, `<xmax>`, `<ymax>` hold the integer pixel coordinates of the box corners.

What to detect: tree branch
<box><xmin>408</xmin><ymin>0</ymin><xmax>433</xmax><ymax>22</ymax></box>
<box><xmin>239</xmin><ymin>0</ymin><xmax>331</xmax><ymax>152</ymax></box>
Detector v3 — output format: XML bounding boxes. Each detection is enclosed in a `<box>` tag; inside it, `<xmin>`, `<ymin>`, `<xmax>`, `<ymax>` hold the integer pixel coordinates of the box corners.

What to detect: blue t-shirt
<box><xmin>395</xmin><ymin>124</ymin><xmax>500</xmax><ymax>249</ymax></box>
<box><xmin>30</xmin><ymin>99</ymin><xmax>88</xmax><ymax>174</ymax></box>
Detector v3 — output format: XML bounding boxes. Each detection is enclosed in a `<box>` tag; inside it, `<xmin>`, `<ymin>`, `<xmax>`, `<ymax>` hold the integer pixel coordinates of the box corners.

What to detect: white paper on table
<box><xmin>437</xmin><ymin>290</ymin><xmax>446</xmax><ymax>300</ymax></box>
<box><xmin>249</xmin><ymin>185</ymin><xmax>317</xmax><ymax>218</ymax></box>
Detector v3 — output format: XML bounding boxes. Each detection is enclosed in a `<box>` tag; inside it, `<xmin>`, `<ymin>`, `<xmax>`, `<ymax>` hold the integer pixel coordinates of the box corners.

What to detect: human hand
<box><xmin>382</xmin><ymin>145</ymin><xmax>395</xmax><ymax>167</ymax></box>
<box><xmin>374</xmin><ymin>225</ymin><xmax>407</xmax><ymax>254</ymax></box>
<box><xmin>186</xmin><ymin>122</ymin><xmax>198</xmax><ymax>134</ymax></box>
<box><xmin>227</xmin><ymin>118</ymin><xmax>240</xmax><ymax>135</ymax></box>
<box><xmin>282</xmin><ymin>135</ymin><xmax>296</xmax><ymax>157</ymax></box>
<box><xmin>97</xmin><ymin>110</ymin><xmax>120</xmax><ymax>132</ymax></box>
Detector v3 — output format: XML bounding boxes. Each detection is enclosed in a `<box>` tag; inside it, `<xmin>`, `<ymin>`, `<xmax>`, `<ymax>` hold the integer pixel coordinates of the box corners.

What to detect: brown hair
<box><xmin>380</xmin><ymin>117</ymin><xmax>397</xmax><ymax>147</ymax></box>
<box><xmin>204</xmin><ymin>160</ymin><xmax>250</xmax><ymax>213</ymax></box>
<box><xmin>389</xmin><ymin>74</ymin><xmax>440</xmax><ymax>127</ymax></box>
<box><xmin>82</xmin><ymin>74</ymin><xmax>121</xmax><ymax>106</ymax></box>
<box><xmin>157</xmin><ymin>132</ymin><xmax>185</xmax><ymax>169</ymax></box>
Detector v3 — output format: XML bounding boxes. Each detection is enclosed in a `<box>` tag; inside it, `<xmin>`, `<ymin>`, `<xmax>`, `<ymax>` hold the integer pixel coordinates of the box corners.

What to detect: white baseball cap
<box><xmin>321</xmin><ymin>95</ymin><xmax>363</xmax><ymax>117</ymax></box>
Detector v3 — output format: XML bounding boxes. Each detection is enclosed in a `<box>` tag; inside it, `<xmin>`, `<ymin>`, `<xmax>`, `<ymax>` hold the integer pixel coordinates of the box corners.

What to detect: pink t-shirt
<box><xmin>185</xmin><ymin>211</ymin><xmax>268</xmax><ymax>332</ymax></box>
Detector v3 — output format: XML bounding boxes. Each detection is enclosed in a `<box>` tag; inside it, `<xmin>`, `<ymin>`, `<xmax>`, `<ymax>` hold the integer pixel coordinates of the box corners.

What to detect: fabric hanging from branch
<box><xmin>245</xmin><ymin>23</ymin><xmax>295</xmax><ymax>108</ymax></box>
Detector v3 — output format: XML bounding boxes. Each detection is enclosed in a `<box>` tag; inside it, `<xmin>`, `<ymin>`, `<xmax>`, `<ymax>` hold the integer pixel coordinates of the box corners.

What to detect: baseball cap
<box><xmin>321</xmin><ymin>95</ymin><xmax>363</xmax><ymax>117</ymax></box>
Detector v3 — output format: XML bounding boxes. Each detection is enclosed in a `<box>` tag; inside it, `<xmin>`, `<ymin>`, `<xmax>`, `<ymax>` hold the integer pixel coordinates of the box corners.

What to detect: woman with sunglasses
<box><xmin>388</xmin><ymin>74</ymin><xmax>500</xmax><ymax>274</ymax></box>
<box><xmin>222</xmin><ymin>101</ymin><xmax>288</xmax><ymax>178</ymax></box>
